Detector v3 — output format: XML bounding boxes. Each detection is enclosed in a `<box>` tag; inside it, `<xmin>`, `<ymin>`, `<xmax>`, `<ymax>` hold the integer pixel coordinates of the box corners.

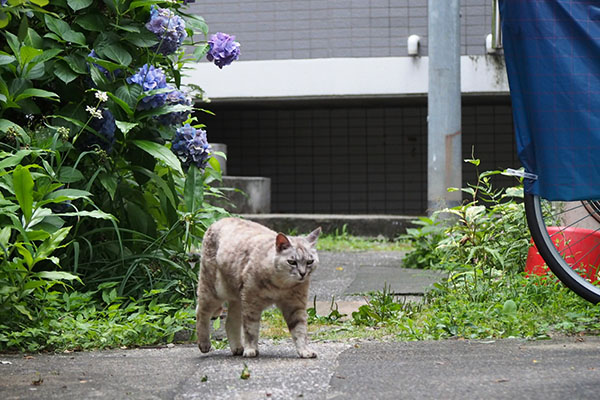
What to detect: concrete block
<box><xmin>215</xmin><ymin>176</ymin><xmax>271</xmax><ymax>214</ymax></box>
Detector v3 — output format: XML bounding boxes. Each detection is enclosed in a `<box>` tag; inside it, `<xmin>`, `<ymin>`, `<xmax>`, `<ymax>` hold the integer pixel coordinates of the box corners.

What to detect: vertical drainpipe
<box><xmin>427</xmin><ymin>0</ymin><xmax>462</xmax><ymax>213</ymax></box>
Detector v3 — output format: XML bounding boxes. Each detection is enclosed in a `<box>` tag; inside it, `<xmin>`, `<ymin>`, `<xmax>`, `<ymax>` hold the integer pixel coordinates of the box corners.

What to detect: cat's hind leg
<box><xmin>225</xmin><ymin>300</ymin><xmax>243</xmax><ymax>355</ymax></box>
<box><xmin>241</xmin><ymin>305</ymin><xmax>262</xmax><ymax>358</ymax></box>
<box><xmin>196</xmin><ymin>282</ymin><xmax>222</xmax><ymax>353</ymax></box>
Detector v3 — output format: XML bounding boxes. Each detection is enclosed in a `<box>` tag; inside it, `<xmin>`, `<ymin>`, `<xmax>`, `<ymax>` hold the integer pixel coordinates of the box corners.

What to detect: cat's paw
<box><xmin>298</xmin><ymin>348</ymin><xmax>317</xmax><ymax>358</ymax></box>
<box><xmin>198</xmin><ymin>341</ymin><xmax>212</xmax><ymax>353</ymax></box>
<box><xmin>230</xmin><ymin>346</ymin><xmax>244</xmax><ymax>356</ymax></box>
<box><xmin>243</xmin><ymin>348</ymin><xmax>259</xmax><ymax>358</ymax></box>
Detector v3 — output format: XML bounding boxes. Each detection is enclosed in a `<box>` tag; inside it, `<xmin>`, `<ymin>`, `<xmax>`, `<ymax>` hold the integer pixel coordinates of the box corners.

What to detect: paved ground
<box><xmin>2</xmin><ymin>337</ymin><xmax>599</xmax><ymax>399</ymax></box>
<box><xmin>1</xmin><ymin>251</ymin><xmax>599</xmax><ymax>399</ymax></box>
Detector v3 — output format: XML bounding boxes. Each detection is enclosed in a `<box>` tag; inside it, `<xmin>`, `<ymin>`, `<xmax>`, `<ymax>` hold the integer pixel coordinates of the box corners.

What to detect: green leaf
<box><xmin>67</xmin><ymin>0</ymin><xmax>93</xmax><ymax>11</ymax></box>
<box><xmin>19</xmin><ymin>46</ymin><xmax>43</xmax><ymax>67</ymax></box>
<box><xmin>5</xmin><ymin>32</ymin><xmax>20</xmax><ymax>60</ymax></box>
<box><xmin>13</xmin><ymin>165</ymin><xmax>34</xmax><ymax>224</ymax></box>
<box><xmin>54</xmin><ymin>60</ymin><xmax>78</xmax><ymax>84</ymax></box>
<box><xmin>132</xmin><ymin>140</ymin><xmax>183</xmax><ymax>175</ymax></box>
<box><xmin>63</xmin><ymin>54</ymin><xmax>87</xmax><ymax>74</ymax></box>
<box><xmin>14</xmin><ymin>304</ymin><xmax>33</xmax><ymax>320</ymax></box>
<box><xmin>128</xmin><ymin>0</ymin><xmax>160</xmax><ymax>12</ymax></box>
<box><xmin>123</xmin><ymin>30</ymin><xmax>158</xmax><ymax>48</ymax></box>
<box><xmin>0</xmin><ymin>226</ymin><xmax>11</xmax><ymax>247</ymax></box>
<box><xmin>502</xmin><ymin>300</ymin><xmax>517</xmax><ymax>316</ymax></box>
<box><xmin>35</xmin><ymin>271</ymin><xmax>81</xmax><ymax>282</ymax></box>
<box><xmin>46</xmin><ymin>188</ymin><xmax>92</xmax><ymax>201</ymax></box>
<box><xmin>0</xmin><ymin>149</ymin><xmax>34</xmax><ymax>169</ymax></box>
<box><xmin>63</xmin><ymin>30</ymin><xmax>87</xmax><ymax>46</ymax></box>
<box><xmin>132</xmin><ymin>167</ymin><xmax>177</xmax><ymax>209</ymax></box>
<box><xmin>23</xmin><ymin>28</ymin><xmax>44</xmax><ymax>48</ymax></box>
<box><xmin>138</xmin><ymin>103</ymin><xmax>193</xmax><ymax>120</ymax></box>
<box><xmin>30</xmin><ymin>0</ymin><xmax>50</xmax><ymax>6</ymax></box>
<box><xmin>184</xmin><ymin>166</ymin><xmax>204</xmax><ymax>214</ymax></box>
<box><xmin>0</xmin><ymin>119</ymin><xmax>28</xmax><ymax>143</ymax></box>
<box><xmin>99</xmin><ymin>44</ymin><xmax>131</xmax><ymax>67</ymax></box>
<box><xmin>87</xmin><ymin>56</ymin><xmax>122</xmax><ymax>73</ymax></box>
<box><xmin>44</xmin><ymin>15</ymin><xmax>86</xmax><ymax>46</ymax></box>
<box><xmin>33</xmin><ymin>226</ymin><xmax>71</xmax><ymax>265</ymax></box>
<box><xmin>14</xmin><ymin>88</ymin><xmax>59</xmax><ymax>103</ymax></box>
<box><xmin>57</xmin><ymin>166</ymin><xmax>84</xmax><ymax>183</ymax></box>
<box><xmin>115</xmin><ymin>120</ymin><xmax>137</xmax><ymax>135</ymax></box>
<box><xmin>108</xmin><ymin>94</ymin><xmax>134</xmax><ymax>117</ymax></box>
<box><xmin>0</xmin><ymin>11</ymin><xmax>11</xmax><ymax>30</ymax></box>
<box><xmin>56</xmin><ymin>210</ymin><xmax>115</xmax><ymax>220</ymax></box>
<box><xmin>115</xmin><ymin>84</ymin><xmax>142</xmax><ymax>110</ymax></box>
<box><xmin>75</xmin><ymin>14</ymin><xmax>107</xmax><ymax>32</ymax></box>
<box><xmin>0</xmin><ymin>53</ymin><xmax>16</xmax><ymax>66</ymax></box>
<box><xmin>98</xmin><ymin>173</ymin><xmax>117</xmax><ymax>201</ymax></box>
<box><xmin>44</xmin><ymin>15</ymin><xmax>70</xmax><ymax>38</ymax></box>
<box><xmin>31</xmin><ymin>48</ymin><xmax>62</xmax><ymax>64</ymax></box>
<box><xmin>185</xmin><ymin>14</ymin><xmax>209</xmax><ymax>35</ymax></box>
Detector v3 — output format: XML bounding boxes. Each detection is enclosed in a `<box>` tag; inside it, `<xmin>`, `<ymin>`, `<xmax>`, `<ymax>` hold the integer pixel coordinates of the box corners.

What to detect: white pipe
<box><xmin>407</xmin><ymin>35</ymin><xmax>420</xmax><ymax>56</ymax></box>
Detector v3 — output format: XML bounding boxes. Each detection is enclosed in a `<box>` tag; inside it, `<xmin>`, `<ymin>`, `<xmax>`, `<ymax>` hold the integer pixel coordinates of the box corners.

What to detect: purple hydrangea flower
<box><xmin>172</xmin><ymin>124</ymin><xmax>212</xmax><ymax>169</ymax></box>
<box><xmin>88</xmin><ymin>108</ymin><xmax>116</xmax><ymax>152</ymax></box>
<box><xmin>157</xmin><ymin>89</ymin><xmax>193</xmax><ymax>126</ymax></box>
<box><xmin>206</xmin><ymin>32</ymin><xmax>241</xmax><ymax>69</ymax></box>
<box><xmin>127</xmin><ymin>64</ymin><xmax>169</xmax><ymax>110</ymax></box>
<box><xmin>146</xmin><ymin>5</ymin><xmax>187</xmax><ymax>55</ymax></box>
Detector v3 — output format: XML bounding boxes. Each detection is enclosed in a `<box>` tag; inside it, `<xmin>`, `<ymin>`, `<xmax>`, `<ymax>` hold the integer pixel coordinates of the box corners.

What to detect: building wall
<box><xmin>187</xmin><ymin>1</ymin><xmax>515</xmax><ymax>215</ymax></box>
<box><xmin>205</xmin><ymin>100</ymin><xmax>519</xmax><ymax>215</ymax></box>
<box><xmin>189</xmin><ymin>0</ymin><xmax>494</xmax><ymax>60</ymax></box>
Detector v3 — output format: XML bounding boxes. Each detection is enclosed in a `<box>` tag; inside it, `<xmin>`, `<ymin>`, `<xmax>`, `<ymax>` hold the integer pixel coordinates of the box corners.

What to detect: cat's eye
<box><xmin>307</xmin><ymin>260</ymin><xmax>314</xmax><ymax>265</ymax></box>
<box><xmin>287</xmin><ymin>260</ymin><xmax>297</xmax><ymax>266</ymax></box>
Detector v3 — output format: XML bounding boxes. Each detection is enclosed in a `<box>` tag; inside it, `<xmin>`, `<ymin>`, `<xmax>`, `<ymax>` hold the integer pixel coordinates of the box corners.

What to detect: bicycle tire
<box><xmin>524</xmin><ymin>193</ymin><xmax>600</xmax><ymax>304</ymax></box>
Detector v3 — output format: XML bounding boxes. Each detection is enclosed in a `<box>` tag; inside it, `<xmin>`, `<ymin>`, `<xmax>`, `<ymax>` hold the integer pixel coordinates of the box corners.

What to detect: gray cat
<box><xmin>196</xmin><ymin>217</ymin><xmax>321</xmax><ymax>358</ymax></box>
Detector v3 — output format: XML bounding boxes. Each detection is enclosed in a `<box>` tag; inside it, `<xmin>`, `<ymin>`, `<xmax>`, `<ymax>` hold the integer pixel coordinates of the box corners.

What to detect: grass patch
<box><xmin>309</xmin><ymin>225</ymin><xmax>410</xmax><ymax>252</ymax></box>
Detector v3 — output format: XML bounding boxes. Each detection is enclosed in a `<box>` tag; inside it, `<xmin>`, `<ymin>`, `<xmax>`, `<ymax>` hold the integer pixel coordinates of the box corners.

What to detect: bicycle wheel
<box><xmin>524</xmin><ymin>193</ymin><xmax>600</xmax><ymax>303</ymax></box>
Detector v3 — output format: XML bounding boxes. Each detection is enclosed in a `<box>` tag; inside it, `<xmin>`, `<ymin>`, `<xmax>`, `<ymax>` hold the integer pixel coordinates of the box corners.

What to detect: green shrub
<box><xmin>0</xmin><ymin>1</ymin><xmax>237</xmax><ymax>346</ymax></box>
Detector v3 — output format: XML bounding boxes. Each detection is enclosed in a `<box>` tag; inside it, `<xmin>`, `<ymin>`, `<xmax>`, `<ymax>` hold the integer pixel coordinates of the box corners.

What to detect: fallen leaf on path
<box><xmin>240</xmin><ymin>363</ymin><xmax>250</xmax><ymax>380</ymax></box>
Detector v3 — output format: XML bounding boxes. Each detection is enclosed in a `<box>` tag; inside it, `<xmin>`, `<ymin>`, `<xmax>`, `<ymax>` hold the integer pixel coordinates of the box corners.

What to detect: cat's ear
<box><xmin>306</xmin><ymin>227</ymin><xmax>322</xmax><ymax>246</ymax></box>
<box><xmin>276</xmin><ymin>233</ymin><xmax>291</xmax><ymax>252</ymax></box>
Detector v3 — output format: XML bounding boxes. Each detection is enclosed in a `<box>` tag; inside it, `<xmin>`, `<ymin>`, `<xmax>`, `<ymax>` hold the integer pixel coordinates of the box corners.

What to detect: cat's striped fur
<box><xmin>196</xmin><ymin>217</ymin><xmax>321</xmax><ymax>358</ymax></box>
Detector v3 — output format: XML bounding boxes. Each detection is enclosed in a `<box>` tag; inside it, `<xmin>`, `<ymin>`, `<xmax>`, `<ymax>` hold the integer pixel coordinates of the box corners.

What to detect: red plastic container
<box><xmin>526</xmin><ymin>227</ymin><xmax>600</xmax><ymax>281</ymax></box>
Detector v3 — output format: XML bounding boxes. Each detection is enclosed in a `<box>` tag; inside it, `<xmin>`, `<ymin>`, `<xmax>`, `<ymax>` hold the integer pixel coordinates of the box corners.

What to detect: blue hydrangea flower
<box><xmin>207</xmin><ymin>32</ymin><xmax>241</xmax><ymax>69</ymax></box>
<box><xmin>89</xmin><ymin>108</ymin><xmax>116</xmax><ymax>152</ymax></box>
<box><xmin>172</xmin><ymin>124</ymin><xmax>212</xmax><ymax>169</ymax></box>
<box><xmin>127</xmin><ymin>64</ymin><xmax>169</xmax><ymax>110</ymax></box>
<box><xmin>146</xmin><ymin>5</ymin><xmax>187</xmax><ymax>55</ymax></box>
<box><xmin>157</xmin><ymin>89</ymin><xmax>193</xmax><ymax>126</ymax></box>
<box><xmin>1</xmin><ymin>0</ymin><xmax>7</xmax><ymax>6</ymax></box>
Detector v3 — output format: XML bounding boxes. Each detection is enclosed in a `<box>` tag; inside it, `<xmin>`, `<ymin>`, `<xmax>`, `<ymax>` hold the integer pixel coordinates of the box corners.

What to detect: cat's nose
<box><xmin>299</xmin><ymin>270</ymin><xmax>306</xmax><ymax>278</ymax></box>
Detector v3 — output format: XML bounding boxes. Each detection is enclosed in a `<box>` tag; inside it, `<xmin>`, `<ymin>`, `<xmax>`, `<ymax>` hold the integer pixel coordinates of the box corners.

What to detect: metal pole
<box><xmin>427</xmin><ymin>0</ymin><xmax>462</xmax><ymax>213</ymax></box>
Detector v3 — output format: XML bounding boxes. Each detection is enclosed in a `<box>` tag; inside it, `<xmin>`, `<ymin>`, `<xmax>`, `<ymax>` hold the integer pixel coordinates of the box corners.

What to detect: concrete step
<box><xmin>244</xmin><ymin>213</ymin><xmax>419</xmax><ymax>238</ymax></box>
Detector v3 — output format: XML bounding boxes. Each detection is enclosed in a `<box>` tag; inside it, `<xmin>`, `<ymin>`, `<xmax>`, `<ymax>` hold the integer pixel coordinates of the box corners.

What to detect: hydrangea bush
<box><xmin>0</xmin><ymin>0</ymin><xmax>240</xmax><ymax>331</ymax></box>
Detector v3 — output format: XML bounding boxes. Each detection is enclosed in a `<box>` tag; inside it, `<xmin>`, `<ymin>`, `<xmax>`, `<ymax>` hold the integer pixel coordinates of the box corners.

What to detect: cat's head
<box><xmin>274</xmin><ymin>227</ymin><xmax>321</xmax><ymax>282</ymax></box>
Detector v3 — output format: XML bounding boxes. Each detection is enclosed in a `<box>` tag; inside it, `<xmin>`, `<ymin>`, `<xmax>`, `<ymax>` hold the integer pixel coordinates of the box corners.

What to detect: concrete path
<box><xmin>2</xmin><ymin>337</ymin><xmax>599</xmax><ymax>399</ymax></box>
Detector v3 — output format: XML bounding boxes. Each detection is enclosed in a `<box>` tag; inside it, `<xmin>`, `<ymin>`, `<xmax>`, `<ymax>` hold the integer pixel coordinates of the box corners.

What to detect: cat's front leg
<box><xmin>280</xmin><ymin>303</ymin><xmax>317</xmax><ymax>358</ymax></box>
<box><xmin>241</xmin><ymin>307</ymin><xmax>262</xmax><ymax>358</ymax></box>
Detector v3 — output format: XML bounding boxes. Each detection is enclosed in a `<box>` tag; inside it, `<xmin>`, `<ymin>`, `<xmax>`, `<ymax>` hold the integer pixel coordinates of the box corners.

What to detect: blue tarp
<box><xmin>500</xmin><ymin>0</ymin><xmax>600</xmax><ymax>200</ymax></box>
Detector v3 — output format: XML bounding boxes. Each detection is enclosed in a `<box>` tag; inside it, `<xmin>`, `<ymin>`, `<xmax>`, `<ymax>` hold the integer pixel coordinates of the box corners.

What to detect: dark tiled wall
<box><xmin>188</xmin><ymin>0</ymin><xmax>493</xmax><ymax>61</ymax></box>
<box><xmin>202</xmin><ymin>100</ymin><xmax>519</xmax><ymax>215</ymax></box>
